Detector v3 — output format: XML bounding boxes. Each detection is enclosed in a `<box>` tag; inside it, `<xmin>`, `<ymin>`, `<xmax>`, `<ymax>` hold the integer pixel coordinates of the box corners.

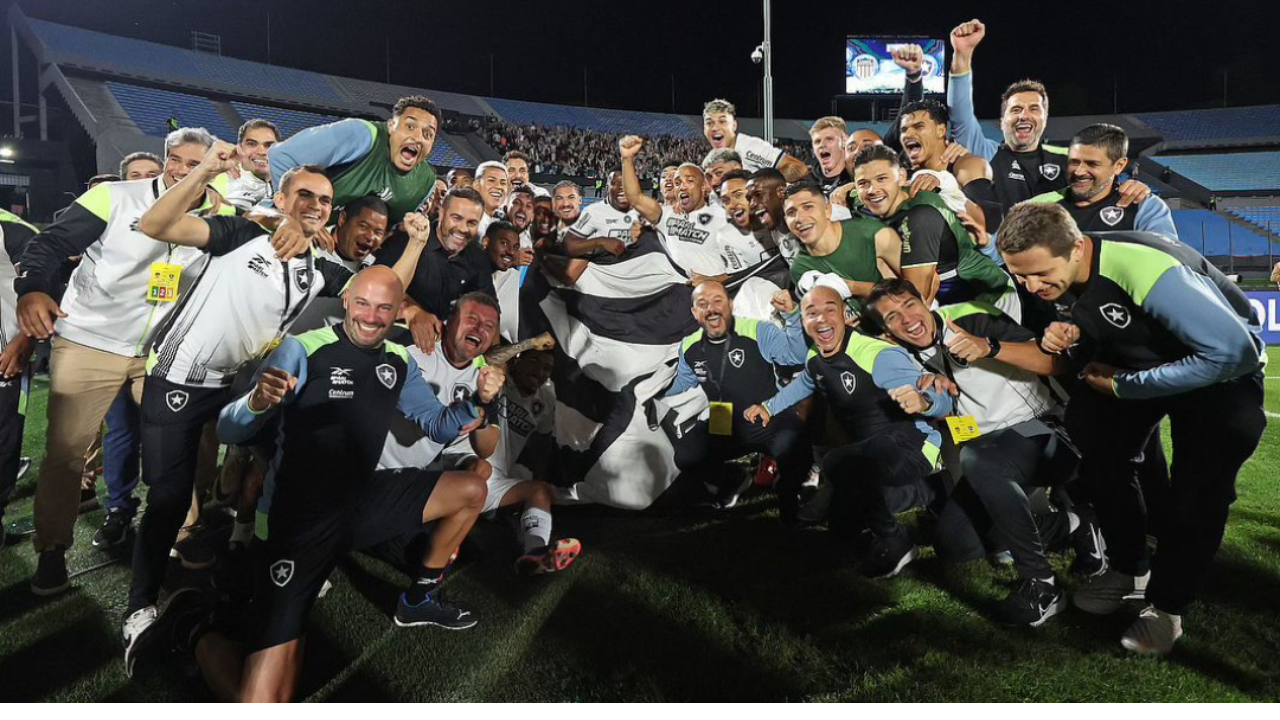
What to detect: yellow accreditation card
<box><xmin>709</xmin><ymin>402</ymin><xmax>734</xmax><ymax>436</ymax></box>
<box><xmin>147</xmin><ymin>262</ymin><xmax>182</xmax><ymax>303</ymax></box>
<box><xmin>946</xmin><ymin>416</ymin><xmax>982</xmax><ymax>444</ymax></box>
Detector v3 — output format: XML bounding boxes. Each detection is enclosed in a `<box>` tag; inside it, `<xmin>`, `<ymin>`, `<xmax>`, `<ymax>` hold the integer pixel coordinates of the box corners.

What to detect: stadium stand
<box><xmin>228</xmin><ymin>102</ymin><xmax>341</xmax><ymax>141</ymax></box>
<box><xmin>107</xmin><ymin>82</ymin><xmax>238</xmax><ymax>141</ymax></box>
<box><xmin>1225</xmin><ymin>205</ymin><xmax>1280</xmax><ymax>234</ymax></box>
<box><xmin>486</xmin><ymin>97</ymin><xmax>700</xmax><ymax>138</ymax></box>
<box><xmin>1134</xmin><ymin>105</ymin><xmax>1280</xmax><ymax>144</ymax></box>
<box><xmin>1153</xmin><ymin>152</ymin><xmax>1280</xmax><ymax>192</ymax></box>
<box><xmin>1172</xmin><ymin>209</ymin><xmax>1275</xmax><ymax>257</ymax></box>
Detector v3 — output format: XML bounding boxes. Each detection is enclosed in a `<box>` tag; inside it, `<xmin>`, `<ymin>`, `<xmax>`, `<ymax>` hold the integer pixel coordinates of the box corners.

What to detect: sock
<box><xmin>404</xmin><ymin>567</ymin><xmax>446</xmax><ymax>605</ymax></box>
<box><xmin>520</xmin><ymin>507</ymin><xmax>553</xmax><ymax>553</ymax></box>
<box><xmin>229</xmin><ymin>520</ymin><xmax>253</xmax><ymax>548</ymax></box>
<box><xmin>1067</xmin><ymin>511</ymin><xmax>1081</xmax><ymax>534</ymax></box>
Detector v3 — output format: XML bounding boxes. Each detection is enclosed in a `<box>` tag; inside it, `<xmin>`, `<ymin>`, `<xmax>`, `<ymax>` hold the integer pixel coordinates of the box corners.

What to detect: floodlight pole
<box><xmin>762</xmin><ymin>0</ymin><xmax>774</xmax><ymax>142</ymax></box>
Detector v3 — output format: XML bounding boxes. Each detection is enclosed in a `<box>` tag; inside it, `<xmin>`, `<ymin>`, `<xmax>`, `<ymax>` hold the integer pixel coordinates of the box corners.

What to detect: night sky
<box><xmin>14</xmin><ymin>0</ymin><xmax>1280</xmax><ymax>121</ymax></box>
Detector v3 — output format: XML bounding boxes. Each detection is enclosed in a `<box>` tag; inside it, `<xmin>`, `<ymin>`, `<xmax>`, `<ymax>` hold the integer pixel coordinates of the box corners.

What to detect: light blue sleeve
<box><xmin>217</xmin><ymin>338</ymin><xmax>310</xmax><ymax>445</ymax></box>
<box><xmin>268</xmin><ymin>118</ymin><xmax>376</xmax><ymax>187</ymax></box>
<box><xmin>398</xmin><ymin>354</ymin><xmax>483</xmax><ymax>443</ymax></box>
<box><xmin>756</xmin><ymin>310</ymin><xmax>809</xmax><ymax>366</ymax></box>
<box><xmin>946</xmin><ymin>72</ymin><xmax>1001</xmax><ymax>162</ymax></box>
<box><xmin>763</xmin><ymin>364</ymin><xmax>815</xmax><ymax>416</ymax></box>
<box><xmin>664</xmin><ymin>346</ymin><xmax>700</xmax><ymax>397</ymax></box>
<box><xmin>1113</xmin><ymin>265</ymin><xmax>1263</xmax><ymax>398</ymax></box>
<box><xmin>1134</xmin><ymin>197</ymin><xmax>1178</xmax><ymax>240</ymax></box>
<box><xmin>870</xmin><ymin>347</ymin><xmax>954</xmax><ymax>418</ymax></box>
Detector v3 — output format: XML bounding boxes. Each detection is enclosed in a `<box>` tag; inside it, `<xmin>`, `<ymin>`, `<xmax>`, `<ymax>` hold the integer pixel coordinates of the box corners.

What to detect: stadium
<box><xmin>0</xmin><ymin>0</ymin><xmax>1278</xmax><ymax>704</ymax></box>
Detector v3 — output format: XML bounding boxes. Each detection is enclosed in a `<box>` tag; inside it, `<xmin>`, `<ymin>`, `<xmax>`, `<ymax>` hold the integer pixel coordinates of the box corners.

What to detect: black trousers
<box><xmin>1065</xmin><ymin>373</ymin><xmax>1266</xmax><ymax>615</ymax></box>
<box><xmin>945</xmin><ymin>420</ymin><xmax>1078</xmax><ymax>579</ymax></box>
<box><xmin>822</xmin><ymin>431</ymin><xmax>937</xmax><ymax>540</ymax></box>
<box><xmin>0</xmin><ymin>371</ymin><xmax>29</xmax><ymax>523</ymax></box>
<box><xmin>675</xmin><ymin>407</ymin><xmax>811</xmax><ymax>522</ymax></box>
<box><xmin>128</xmin><ymin>376</ymin><xmax>230</xmax><ymax>612</ymax></box>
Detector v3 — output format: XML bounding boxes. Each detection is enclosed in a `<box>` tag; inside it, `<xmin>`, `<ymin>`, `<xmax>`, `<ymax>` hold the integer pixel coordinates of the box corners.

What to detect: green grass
<box><xmin>2</xmin><ymin>351</ymin><xmax>1278</xmax><ymax>701</ymax></box>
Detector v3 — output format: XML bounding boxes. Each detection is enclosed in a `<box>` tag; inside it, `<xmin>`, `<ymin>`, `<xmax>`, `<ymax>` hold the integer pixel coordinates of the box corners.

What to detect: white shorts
<box><xmin>483</xmin><ymin>471</ymin><xmax>532</xmax><ymax>515</ymax></box>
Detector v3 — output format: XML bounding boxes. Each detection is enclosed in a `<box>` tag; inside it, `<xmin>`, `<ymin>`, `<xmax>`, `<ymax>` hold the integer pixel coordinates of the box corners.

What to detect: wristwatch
<box><xmin>986</xmin><ymin>337</ymin><xmax>1001</xmax><ymax>359</ymax></box>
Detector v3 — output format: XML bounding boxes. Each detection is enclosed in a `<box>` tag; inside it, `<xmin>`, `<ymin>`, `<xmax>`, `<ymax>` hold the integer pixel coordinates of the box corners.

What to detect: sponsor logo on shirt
<box><xmin>692</xmin><ymin>359</ymin><xmax>708</xmax><ymax>380</ymax></box>
<box><xmin>328</xmin><ymin>389</ymin><xmax>355</xmax><ymax>400</ymax></box>
<box><xmin>330</xmin><ymin>367</ymin><xmax>354</xmax><ymax>386</ymax></box>
<box><xmin>665</xmin><ymin>217</ymin><xmax>711</xmax><ymax>245</ymax></box>
<box><xmin>247</xmin><ymin>254</ymin><xmax>271</xmax><ymax>278</ymax></box>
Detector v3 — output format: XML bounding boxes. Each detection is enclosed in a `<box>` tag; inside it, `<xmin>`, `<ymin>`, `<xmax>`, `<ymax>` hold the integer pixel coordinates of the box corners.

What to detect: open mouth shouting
<box><xmin>709</xmin><ymin>131</ymin><xmax>727</xmax><ymax>148</ymax></box>
<box><xmin>902</xmin><ymin>137</ymin><xmax>924</xmax><ymax>164</ymax></box>
<box><xmin>728</xmin><ymin>205</ymin><xmax>750</xmax><ymax>228</ymax></box>
<box><xmin>813</xmin><ymin>322</ymin><xmax>838</xmax><ymax>350</ymax></box>
<box><xmin>397</xmin><ymin>142</ymin><xmax>422</xmax><ymax>169</ymax></box>
<box><xmin>1012</xmin><ymin>121</ymin><xmax>1036</xmax><ymax>147</ymax></box>
<box><xmin>902</xmin><ymin>317</ymin><xmax>929</xmax><ymax>344</ymax></box>
<box><xmin>462</xmin><ymin>331</ymin><xmax>487</xmax><ymax>354</ymax></box>
<box><xmin>677</xmin><ymin>190</ymin><xmax>693</xmax><ymax>212</ymax></box>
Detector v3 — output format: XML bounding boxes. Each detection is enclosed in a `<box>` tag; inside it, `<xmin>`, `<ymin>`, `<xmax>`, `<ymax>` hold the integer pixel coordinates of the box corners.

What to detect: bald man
<box><xmin>132</xmin><ymin>266</ymin><xmax>497</xmax><ymax>701</ymax></box>
<box><xmin>746</xmin><ymin>285</ymin><xmax>953</xmax><ymax>578</ymax></box>
<box><xmin>664</xmin><ymin>281</ymin><xmax>811</xmax><ymax>520</ymax></box>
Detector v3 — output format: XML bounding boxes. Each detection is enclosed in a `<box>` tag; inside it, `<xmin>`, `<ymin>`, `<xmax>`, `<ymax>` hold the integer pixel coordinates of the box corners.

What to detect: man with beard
<box><xmin>532</xmin><ymin>196</ymin><xmax>558</xmax><ymax>250</ymax></box>
<box><xmin>552</xmin><ymin>180</ymin><xmax>582</xmax><ymax>238</ymax></box>
<box><xmin>702</xmin><ymin>149</ymin><xmax>743</xmax><ymax>199</ymax></box>
<box><xmin>563</xmin><ymin>171</ymin><xmax>635</xmax><ymax>259</ymax></box>
<box><xmin>504</xmin><ymin>150</ymin><xmax>549</xmax><ymax>198</ymax></box>
<box><xmin>703</xmin><ymin>99</ymin><xmax>808</xmax><ymax>181</ymax></box>
<box><xmin>998</xmin><ymin>202</ymin><xmax>1266</xmax><ymax>655</ymax></box>
<box><xmin>504</xmin><ymin>186</ymin><xmax>538</xmax><ymax>266</ymax></box>
<box><xmin>716</xmin><ymin>170</ymin><xmax>789</xmax><ymax>293</ymax></box>
<box><xmin>375</xmin><ymin>187</ymin><xmax>495</xmax><ymax>353</ymax></box>
<box><xmin>946</xmin><ymin>20</ymin><xmax>1148</xmax><ymax>213</ymax></box>
<box><xmin>783</xmin><ymin>181</ymin><xmax>901</xmax><ymax>315</ymax></box>
<box><xmin>745</xmin><ymin>285</ymin><xmax>953</xmax><ymax>578</ymax></box>
<box><xmin>266</xmin><ymin>96</ymin><xmax>441</xmax><ymax>224</ymax></box>
<box><xmin>218</xmin><ymin>119</ymin><xmax>279</xmax><ymax>212</ymax></box>
<box><xmin>1031</xmin><ymin>124</ymin><xmax>1176</xmax><ymax>238</ymax></box>
<box><xmin>472</xmin><ymin>161</ymin><xmax>510</xmax><ymax>237</ymax></box>
<box><xmin>620</xmin><ymin>136</ymin><xmax>728</xmax><ymax>280</ymax></box>
<box><xmin>853</xmin><ymin>145</ymin><xmax>1017</xmax><ymax>317</ymax></box>
<box><xmin>666</xmin><ymin>281</ymin><xmax>810</xmax><ymax>520</ymax></box>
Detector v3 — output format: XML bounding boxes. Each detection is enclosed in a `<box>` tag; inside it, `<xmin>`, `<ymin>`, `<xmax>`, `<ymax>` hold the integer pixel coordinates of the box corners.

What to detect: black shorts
<box><xmin>246</xmin><ymin>467</ymin><xmax>442</xmax><ymax>650</ymax></box>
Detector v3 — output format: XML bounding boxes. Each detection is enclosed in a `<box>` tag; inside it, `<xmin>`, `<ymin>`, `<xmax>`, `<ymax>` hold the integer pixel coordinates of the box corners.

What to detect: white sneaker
<box><xmin>1121</xmin><ymin>605</ymin><xmax>1183</xmax><ymax>655</ymax></box>
<box><xmin>1073</xmin><ymin>568</ymin><xmax>1150</xmax><ymax>615</ymax></box>
<box><xmin>121</xmin><ymin>606</ymin><xmax>158</xmax><ymax>678</ymax></box>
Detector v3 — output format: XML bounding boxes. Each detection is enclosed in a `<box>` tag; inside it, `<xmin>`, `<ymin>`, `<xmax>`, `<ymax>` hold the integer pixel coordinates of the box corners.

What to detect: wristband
<box><xmin>986</xmin><ymin>337</ymin><xmax>1001</xmax><ymax>359</ymax></box>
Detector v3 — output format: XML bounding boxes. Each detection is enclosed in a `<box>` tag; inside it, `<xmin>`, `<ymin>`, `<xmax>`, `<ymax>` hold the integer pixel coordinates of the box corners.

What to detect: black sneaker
<box><xmin>93</xmin><ymin>509</ymin><xmax>133</xmax><ymax>549</ymax></box>
<box><xmin>171</xmin><ymin>536</ymin><xmax>216</xmax><ymax>570</ymax></box>
<box><xmin>30</xmin><ymin>548</ymin><xmax>70</xmax><ymax>596</ymax></box>
<box><xmin>394</xmin><ymin>588</ymin><xmax>478</xmax><ymax>630</ymax></box>
<box><xmin>861</xmin><ymin>531</ymin><xmax>918</xmax><ymax>579</ymax></box>
<box><xmin>1070</xmin><ymin>509</ymin><xmax>1108</xmax><ymax>578</ymax></box>
<box><xmin>997</xmin><ymin>577</ymin><xmax>1066</xmax><ymax>626</ymax></box>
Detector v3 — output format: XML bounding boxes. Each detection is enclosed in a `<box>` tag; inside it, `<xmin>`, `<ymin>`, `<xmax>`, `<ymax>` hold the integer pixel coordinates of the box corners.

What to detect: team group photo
<box><xmin>0</xmin><ymin>0</ymin><xmax>1277</xmax><ymax>704</ymax></box>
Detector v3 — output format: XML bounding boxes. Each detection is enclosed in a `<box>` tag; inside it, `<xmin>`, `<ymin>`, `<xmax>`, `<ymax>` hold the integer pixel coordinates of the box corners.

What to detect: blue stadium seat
<box><xmin>1156</xmin><ymin>152</ymin><xmax>1280</xmax><ymax>192</ymax></box>
<box><xmin>230</xmin><ymin>102</ymin><xmax>341</xmax><ymax>140</ymax></box>
<box><xmin>1172</xmin><ymin>209</ymin><xmax>1275</xmax><ymax>257</ymax></box>
<box><xmin>107</xmin><ymin>82</ymin><xmax>238</xmax><ymax>140</ymax></box>
<box><xmin>486</xmin><ymin>98</ymin><xmax>699</xmax><ymax>139</ymax></box>
<box><xmin>1225</xmin><ymin>205</ymin><xmax>1280</xmax><ymax>235</ymax></box>
<box><xmin>1135</xmin><ymin>106</ymin><xmax>1280</xmax><ymax>143</ymax></box>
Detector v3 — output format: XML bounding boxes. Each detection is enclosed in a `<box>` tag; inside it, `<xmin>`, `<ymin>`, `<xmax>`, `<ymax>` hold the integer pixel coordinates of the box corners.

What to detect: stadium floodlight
<box><xmin>0</xmin><ymin>147</ymin><xmax>14</xmax><ymax>159</ymax></box>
